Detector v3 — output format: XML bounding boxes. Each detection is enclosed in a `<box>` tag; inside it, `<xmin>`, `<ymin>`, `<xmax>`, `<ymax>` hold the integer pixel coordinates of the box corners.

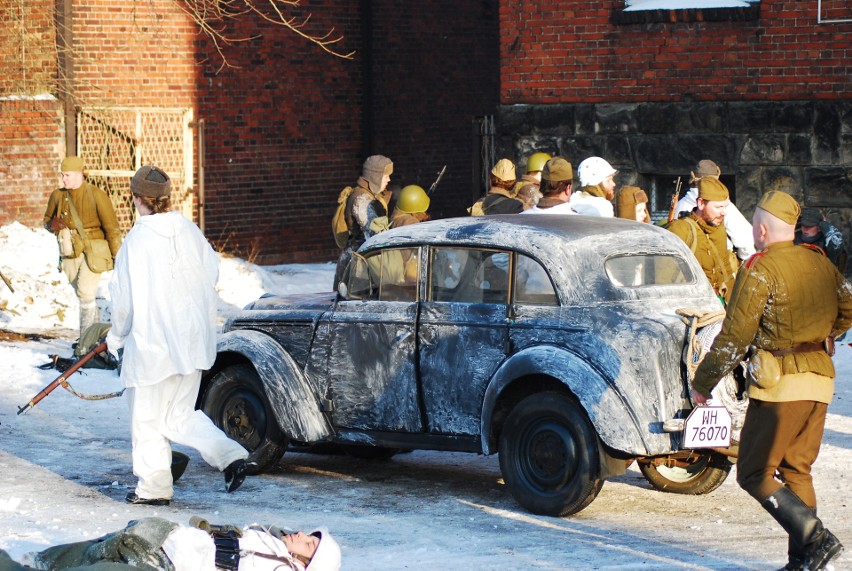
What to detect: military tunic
<box><xmin>693</xmin><ymin>241</ymin><xmax>852</xmax><ymax>506</ymax></box>
<box><xmin>667</xmin><ymin>213</ymin><xmax>737</xmax><ymax>300</ymax></box>
<box><xmin>43</xmin><ymin>181</ymin><xmax>122</xmax><ymax>257</ymax></box>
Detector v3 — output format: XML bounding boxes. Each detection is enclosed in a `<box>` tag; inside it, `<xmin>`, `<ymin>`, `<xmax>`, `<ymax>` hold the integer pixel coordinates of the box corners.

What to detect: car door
<box><xmin>328</xmin><ymin>247</ymin><xmax>423</xmax><ymax>432</ymax></box>
<box><xmin>418</xmin><ymin>246</ymin><xmax>511</xmax><ymax>435</ymax></box>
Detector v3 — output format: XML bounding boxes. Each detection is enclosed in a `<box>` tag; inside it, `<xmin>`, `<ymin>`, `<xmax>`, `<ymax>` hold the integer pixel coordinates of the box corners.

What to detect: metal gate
<box><xmin>76</xmin><ymin>107</ymin><xmax>194</xmax><ymax>234</ymax></box>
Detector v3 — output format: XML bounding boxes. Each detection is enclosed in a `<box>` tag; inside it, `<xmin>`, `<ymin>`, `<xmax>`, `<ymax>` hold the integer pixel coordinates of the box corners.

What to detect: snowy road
<box><xmin>1</xmin><ymin>336</ymin><xmax>850</xmax><ymax>570</ymax></box>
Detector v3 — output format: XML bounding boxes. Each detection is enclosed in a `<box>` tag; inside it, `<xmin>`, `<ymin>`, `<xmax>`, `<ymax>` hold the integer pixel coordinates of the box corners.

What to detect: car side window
<box><xmin>514</xmin><ymin>254</ymin><xmax>558</xmax><ymax>306</ymax></box>
<box><xmin>429</xmin><ymin>247</ymin><xmax>510</xmax><ymax>304</ymax></box>
<box><xmin>346</xmin><ymin>248</ymin><xmax>419</xmax><ymax>301</ymax></box>
<box><xmin>605</xmin><ymin>254</ymin><xmax>693</xmax><ymax>286</ymax></box>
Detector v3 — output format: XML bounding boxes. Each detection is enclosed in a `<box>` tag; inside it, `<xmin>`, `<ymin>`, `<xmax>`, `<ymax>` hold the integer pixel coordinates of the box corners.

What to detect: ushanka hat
<box><xmin>362</xmin><ymin>155</ymin><xmax>393</xmax><ymax>194</ymax></box>
<box><xmin>799</xmin><ymin>207</ymin><xmax>822</xmax><ymax>227</ymax></box>
<box><xmin>131</xmin><ymin>165</ymin><xmax>172</xmax><ymax>198</ymax></box>
<box><xmin>689</xmin><ymin>159</ymin><xmax>721</xmax><ymax>183</ymax></box>
<box><xmin>491</xmin><ymin>158</ymin><xmax>516</xmax><ymax>182</ymax></box>
<box><xmin>757</xmin><ymin>190</ymin><xmax>801</xmax><ymax>225</ymax></box>
<box><xmin>697</xmin><ymin>178</ymin><xmax>729</xmax><ymax>202</ymax></box>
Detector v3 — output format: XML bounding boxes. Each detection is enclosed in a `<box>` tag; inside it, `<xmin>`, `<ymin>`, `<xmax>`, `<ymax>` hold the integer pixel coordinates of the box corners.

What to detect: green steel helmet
<box><xmin>397</xmin><ymin>185</ymin><xmax>430</xmax><ymax>213</ymax></box>
<box><xmin>526</xmin><ymin>152</ymin><xmax>552</xmax><ymax>173</ymax></box>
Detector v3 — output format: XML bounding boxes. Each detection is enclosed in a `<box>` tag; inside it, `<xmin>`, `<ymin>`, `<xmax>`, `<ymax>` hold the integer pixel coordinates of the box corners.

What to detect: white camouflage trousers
<box><xmin>127</xmin><ymin>371</ymin><xmax>249</xmax><ymax>499</ymax></box>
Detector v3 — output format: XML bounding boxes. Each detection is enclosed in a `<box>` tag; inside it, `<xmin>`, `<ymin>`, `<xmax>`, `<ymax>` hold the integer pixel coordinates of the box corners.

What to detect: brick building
<box><xmin>0</xmin><ymin>0</ymin><xmax>499</xmax><ymax>264</ymax></box>
<box><xmin>497</xmin><ymin>0</ymin><xmax>852</xmax><ymax>233</ymax></box>
<box><xmin>1</xmin><ymin>0</ymin><xmax>850</xmax><ymax>264</ymax></box>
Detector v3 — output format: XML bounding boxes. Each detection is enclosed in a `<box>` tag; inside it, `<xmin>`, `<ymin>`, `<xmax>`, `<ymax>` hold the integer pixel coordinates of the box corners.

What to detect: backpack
<box><xmin>74</xmin><ymin>322</ymin><xmax>116</xmax><ymax>369</ymax></box>
<box><xmin>332</xmin><ymin>186</ymin><xmax>354</xmax><ymax>249</ymax></box>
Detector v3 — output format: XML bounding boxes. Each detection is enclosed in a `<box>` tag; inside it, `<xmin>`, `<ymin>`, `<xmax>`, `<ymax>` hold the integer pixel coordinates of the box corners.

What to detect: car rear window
<box><xmin>605</xmin><ymin>254</ymin><xmax>693</xmax><ymax>287</ymax></box>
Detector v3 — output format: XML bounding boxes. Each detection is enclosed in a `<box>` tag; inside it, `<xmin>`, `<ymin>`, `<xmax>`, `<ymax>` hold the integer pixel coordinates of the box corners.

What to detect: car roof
<box><xmin>363</xmin><ymin>214</ymin><xmax>718</xmax><ymax>304</ymax></box>
<box><xmin>366</xmin><ymin>214</ymin><xmax>689</xmax><ymax>261</ymax></box>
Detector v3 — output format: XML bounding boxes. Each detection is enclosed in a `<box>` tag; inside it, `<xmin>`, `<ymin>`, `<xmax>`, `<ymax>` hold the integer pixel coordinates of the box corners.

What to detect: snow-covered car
<box><xmin>199</xmin><ymin>215</ymin><xmax>738</xmax><ymax>516</ymax></box>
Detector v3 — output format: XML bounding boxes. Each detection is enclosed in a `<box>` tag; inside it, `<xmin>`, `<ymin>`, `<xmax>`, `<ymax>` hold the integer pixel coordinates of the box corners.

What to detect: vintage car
<box><xmin>199</xmin><ymin>214</ymin><xmax>739</xmax><ymax>516</ymax></box>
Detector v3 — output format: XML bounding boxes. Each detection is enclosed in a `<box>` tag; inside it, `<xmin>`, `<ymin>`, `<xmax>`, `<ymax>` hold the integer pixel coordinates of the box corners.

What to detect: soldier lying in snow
<box><xmin>0</xmin><ymin>517</ymin><xmax>341</xmax><ymax>571</ymax></box>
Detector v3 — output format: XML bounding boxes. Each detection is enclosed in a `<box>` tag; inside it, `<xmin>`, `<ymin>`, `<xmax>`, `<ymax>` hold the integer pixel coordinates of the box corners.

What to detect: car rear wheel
<box><xmin>201</xmin><ymin>363</ymin><xmax>288</xmax><ymax>473</ymax></box>
<box><xmin>638</xmin><ymin>452</ymin><xmax>730</xmax><ymax>495</ymax></box>
<box><xmin>499</xmin><ymin>392</ymin><xmax>604</xmax><ymax>516</ymax></box>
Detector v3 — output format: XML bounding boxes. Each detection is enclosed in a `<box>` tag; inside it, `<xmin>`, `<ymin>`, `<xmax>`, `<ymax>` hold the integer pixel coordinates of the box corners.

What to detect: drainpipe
<box><xmin>57</xmin><ymin>0</ymin><xmax>76</xmax><ymax>154</ymax></box>
<box><xmin>361</xmin><ymin>0</ymin><xmax>373</xmax><ymax>155</ymax></box>
<box><xmin>196</xmin><ymin>119</ymin><xmax>206</xmax><ymax>234</ymax></box>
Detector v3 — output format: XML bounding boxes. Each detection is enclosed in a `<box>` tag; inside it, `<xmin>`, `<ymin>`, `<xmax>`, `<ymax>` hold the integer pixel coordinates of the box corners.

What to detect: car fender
<box><xmin>480</xmin><ymin>344</ymin><xmax>648</xmax><ymax>455</ymax></box>
<box><xmin>217</xmin><ymin>329</ymin><xmax>332</xmax><ymax>442</ymax></box>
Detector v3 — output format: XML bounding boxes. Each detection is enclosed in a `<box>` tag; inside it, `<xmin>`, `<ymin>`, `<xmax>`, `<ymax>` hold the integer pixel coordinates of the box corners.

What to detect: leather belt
<box><xmin>769</xmin><ymin>342</ymin><xmax>825</xmax><ymax>357</ymax></box>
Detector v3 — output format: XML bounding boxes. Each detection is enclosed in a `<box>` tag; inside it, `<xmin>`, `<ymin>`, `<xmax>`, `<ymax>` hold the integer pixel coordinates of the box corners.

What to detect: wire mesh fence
<box><xmin>77</xmin><ymin>106</ymin><xmax>194</xmax><ymax>235</ymax></box>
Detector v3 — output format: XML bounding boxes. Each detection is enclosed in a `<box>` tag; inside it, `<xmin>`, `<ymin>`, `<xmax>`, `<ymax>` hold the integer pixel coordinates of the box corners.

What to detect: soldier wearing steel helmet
<box><xmin>390</xmin><ymin>184</ymin><xmax>430</xmax><ymax>228</ymax></box>
<box><xmin>513</xmin><ymin>152</ymin><xmax>551</xmax><ymax>209</ymax></box>
<box><xmin>569</xmin><ymin>156</ymin><xmax>617</xmax><ymax>217</ymax></box>
<box><xmin>691</xmin><ymin>190</ymin><xmax>852</xmax><ymax>571</ymax></box>
<box><xmin>666</xmin><ymin>178</ymin><xmax>738</xmax><ymax>303</ymax></box>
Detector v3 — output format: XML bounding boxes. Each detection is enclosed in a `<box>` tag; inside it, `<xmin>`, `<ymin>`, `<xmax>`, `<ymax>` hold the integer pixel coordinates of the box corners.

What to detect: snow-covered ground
<box><xmin>0</xmin><ymin>221</ymin><xmax>850</xmax><ymax>570</ymax></box>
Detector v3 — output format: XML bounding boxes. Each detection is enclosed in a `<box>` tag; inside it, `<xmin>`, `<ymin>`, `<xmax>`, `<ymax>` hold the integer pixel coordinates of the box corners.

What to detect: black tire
<box><xmin>638</xmin><ymin>452</ymin><xmax>731</xmax><ymax>495</ymax></box>
<box><xmin>499</xmin><ymin>392</ymin><xmax>604</xmax><ymax>516</ymax></box>
<box><xmin>201</xmin><ymin>363</ymin><xmax>288</xmax><ymax>473</ymax></box>
<box><xmin>341</xmin><ymin>445</ymin><xmax>401</xmax><ymax>460</ymax></box>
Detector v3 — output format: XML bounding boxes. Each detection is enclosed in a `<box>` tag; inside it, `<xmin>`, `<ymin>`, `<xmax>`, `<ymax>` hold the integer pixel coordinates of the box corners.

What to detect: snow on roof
<box><xmin>624</xmin><ymin>0</ymin><xmax>757</xmax><ymax>11</ymax></box>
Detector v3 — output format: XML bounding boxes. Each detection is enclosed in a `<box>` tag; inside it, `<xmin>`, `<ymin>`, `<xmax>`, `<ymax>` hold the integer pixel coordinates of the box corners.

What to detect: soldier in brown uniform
<box><xmin>615</xmin><ymin>185</ymin><xmax>651</xmax><ymax>223</ymax></box>
<box><xmin>513</xmin><ymin>152</ymin><xmax>551</xmax><ymax>209</ymax></box>
<box><xmin>333</xmin><ymin>155</ymin><xmax>393</xmax><ymax>287</ymax></box>
<box><xmin>666</xmin><ymin>178</ymin><xmax>738</xmax><ymax>303</ymax></box>
<box><xmin>43</xmin><ymin>156</ymin><xmax>121</xmax><ymax>338</ymax></box>
<box><xmin>390</xmin><ymin>184</ymin><xmax>430</xmax><ymax>229</ymax></box>
<box><xmin>691</xmin><ymin>191</ymin><xmax>852</xmax><ymax>571</ymax></box>
<box><xmin>469</xmin><ymin>158</ymin><xmax>524</xmax><ymax>216</ymax></box>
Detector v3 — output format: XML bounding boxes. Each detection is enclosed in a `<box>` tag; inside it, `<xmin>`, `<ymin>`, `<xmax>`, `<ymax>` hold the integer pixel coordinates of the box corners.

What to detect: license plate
<box><xmin>683</xmin><ymin>406</ymin><xmax>732</xmax><ymax>449</ymax></box>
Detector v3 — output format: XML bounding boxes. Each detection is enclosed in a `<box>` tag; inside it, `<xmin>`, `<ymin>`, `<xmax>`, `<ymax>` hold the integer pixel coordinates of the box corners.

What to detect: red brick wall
<box><xmin>501</xmin><ymin>1</ymin><xmax>852</xmax><ymax>104</ymax></box>
<box><xmin>368</xmin><ymin>1</ymin><xmax>501</xmax><ymax>218</ymax></box>
<box><xmin>0</xmin><ymin>100</ymin><xmax>65</xmax><ymax>226</ymax></box>
<box><xmin>1</xmin><ymin>0</ymin><xmax>499</xmax><ymax>264</ymax></box>
<box><xmin>194</xmin><ymin>2</ymin><xmax>363</xmax><ymax>264</ymax></box>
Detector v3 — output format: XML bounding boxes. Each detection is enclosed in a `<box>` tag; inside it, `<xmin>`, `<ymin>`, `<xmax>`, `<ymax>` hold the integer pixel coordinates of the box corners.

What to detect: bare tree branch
<box><xmin>174</xmin><ymin>0</ymin><xmax>355</xmax><ymax>72</ymax></box>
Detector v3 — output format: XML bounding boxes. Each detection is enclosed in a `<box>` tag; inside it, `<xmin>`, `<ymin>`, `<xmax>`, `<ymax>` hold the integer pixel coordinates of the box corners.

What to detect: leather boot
<box><xmin>761</xmin><ymin>488</ymin><xmax>843</xmax><ymax>571</ymax></box>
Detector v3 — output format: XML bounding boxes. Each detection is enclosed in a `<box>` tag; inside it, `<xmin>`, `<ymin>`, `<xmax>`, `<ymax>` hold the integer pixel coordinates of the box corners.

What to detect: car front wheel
<box><xmin>499</xmin><ymin>391</ymin><xmax>604</xmax><ymax>516</ymax></box>
<box><xmin>638</xmin><ymin>452</ymin><xmax>731</xmax><ymax>495</ymax></box>
<box><xmin>201</xmin><ymin>363</ymin><xmax>289</xmax><ymax>473</ymax></box>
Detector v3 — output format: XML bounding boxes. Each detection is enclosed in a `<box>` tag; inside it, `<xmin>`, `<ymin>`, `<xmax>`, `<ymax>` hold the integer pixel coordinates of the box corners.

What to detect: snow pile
<box><xmin>0</xmin><ymin>221</ymin><xmax>336</xmax><ymax>337</ymax></box>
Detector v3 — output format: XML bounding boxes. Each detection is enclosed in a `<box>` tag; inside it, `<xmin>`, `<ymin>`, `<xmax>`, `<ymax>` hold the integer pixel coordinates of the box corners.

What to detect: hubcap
<box><xmin>222</xmin><ymin>390</ymin><xmax>265</xmax><ymax>448</ymax></box>
<box><xmin>522</xmin><ymin>420</ymin><xmax>577</xmax><ymax>491</ymax></box>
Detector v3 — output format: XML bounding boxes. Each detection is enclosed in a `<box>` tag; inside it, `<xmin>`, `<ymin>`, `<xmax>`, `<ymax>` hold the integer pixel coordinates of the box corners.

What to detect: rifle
<box><xmin>0</xmin><ymin>268</ymin><xmax>13</xmax><ymax>293</ymax></box>
<box><xmin>667</xmin><ymin>176</ymin><xmax>683</xmax><ymax>223</ymax></box>
<box><xmin>17</xmin><ymin>341</ymin><xmax>122</xmax><ymax>415</ymax></box>
<box><xmin>428</xmin><ymin>165</ymin><xmax>447</xmax><ymax>195</ymax></box>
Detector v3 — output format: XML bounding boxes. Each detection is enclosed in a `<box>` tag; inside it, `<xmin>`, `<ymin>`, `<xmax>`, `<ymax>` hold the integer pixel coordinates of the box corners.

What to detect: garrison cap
<box><xmin>757</xmin><ymin>190</ymin><xmax>801</xmax><ymax>225</ymax></box>
<box><xmin>61</xmin><ymin>156</ymin><xmax>84</xmax><ymax>172</ymax></box>
<box><xmin>697</xmin><ymin>178</ymin><xmax>729</xmax><ymax>202</ymax></box>
<box><xmin>541</xmin><ymin>157</ymin><xmax>573</xmax><ymax>182</ymax></box>
<box><xmin>131</xmin><ymin>165</ymin><xmax>172</xmax><ymax>198</ymax></box>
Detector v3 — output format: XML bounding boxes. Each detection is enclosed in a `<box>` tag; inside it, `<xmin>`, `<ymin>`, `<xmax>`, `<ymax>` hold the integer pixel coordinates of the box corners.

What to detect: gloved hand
<box><xmin>47</xmin><ymin>217</ymin><xmax>67</xmax><ymax>233</ymax></box>
<box><xmin>369</xmin><ymin>215</ymin><xmax>390</xmax><ymax>234</ymax></box>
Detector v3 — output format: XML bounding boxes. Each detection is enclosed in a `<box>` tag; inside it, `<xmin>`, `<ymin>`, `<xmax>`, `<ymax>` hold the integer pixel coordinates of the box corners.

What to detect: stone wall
<box><xmin>498</xmin><ymin>99</ymin><xmax>852</xmax><ymax>259</ymax></box>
